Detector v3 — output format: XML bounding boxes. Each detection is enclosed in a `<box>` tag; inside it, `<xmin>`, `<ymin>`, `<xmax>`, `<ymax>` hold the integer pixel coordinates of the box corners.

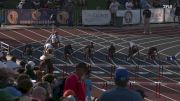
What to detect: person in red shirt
<box><xmin>63</xmin><ymin>63</ymin><xmax>89</xmax><ymax>101</ymax></box>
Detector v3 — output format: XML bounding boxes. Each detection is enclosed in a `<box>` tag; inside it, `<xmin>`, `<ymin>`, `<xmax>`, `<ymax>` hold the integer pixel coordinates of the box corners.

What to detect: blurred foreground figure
<box><xmin>64</xmin><ymin>63</ymin><xmax>89</xmax><ymax>101</ymax></box>
<box><xmin>99</xmin><ymin>67</ymin><xmax>142</xmax><ymax>101</ymax></box>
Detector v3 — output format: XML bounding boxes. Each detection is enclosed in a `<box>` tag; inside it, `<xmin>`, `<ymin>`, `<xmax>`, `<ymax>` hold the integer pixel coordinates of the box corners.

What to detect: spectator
<box><xmin>0</xmin><ymin>50</ymin><xmax>7</xmax><ymax>62</ymax></box>
<box><xmin>63</xmin><ymin>89</ymin><xmax>76</xmax><ymax>97</ymax></box>
<box><xmin>152</xmin><ymin>0</ymin><xmax>161</xmax><ymax>8</ymax></box>
<box><xmin>5</xmin><ymin>55</ymin><xmax>20</xmax><ymax>70</ymax></box>
<box><xmin>61</xmin><ymin>95</ymin><xmax>76</xmax><ymax>101</ymax></box>
<box><xmin>171</xmin><ymin>3</ymin><xmax>177</xmax><ymax>23</ymax></box>
<box><xmin>16</xmin><ymin>68</ymin><xmax>25</xmax><ymax>74</ymax></box>
<box><xmin>107</xmin><ymin>0</ymin><xmax>112</xmax><ymax>9</ymax></box>
<box><xmin>17</xmin><ymin>79</ymin><xmax>33</xmax><ymax>101</ymax></box>
<box><xmin>42</xmin><ymin>73</ymin><xmax>56</xmax><ymax>92</ymax></box>
<box><xmin>175</xmin><ymin>2</ymin><xmax>180</xmax><ymax>25</ymax></box>
<box><xmin>132</xmin><ymin>0</ymin><xmax>140</xmax><ymax>9</ymax></box>
<box><xmin>17</xmin><ymin>0</ymin><xmax>26</xmax><ymax>9</ymax></box>
<box><xmin>36</xmin><ymin>81</ymin><xmax>53</xmax><ymax>99</ymax></box>
<box><xmin>16</xmin><ymin>74</ymin><xmax>31</xmax><ymax>85</ymax></box>
<box><xmin>0</xmin><ymin>60</ymin><xmax>6</xmax><ymax>68</ymax></box>
<box><xmin>84</xmin><ymin>70</ymin><xmax>92</xmax><ymax>101</ymax></box>
<box><xmin>140</xmin><ymin>0</ymin><xmax>151</xmax><ymax>9</ymax></box>
<box><xmin>32</xmin><ymin>0</ymin><xmax>41</xmax><ymax>9</ymax></box>
<box><xmin>28</xmin><ymin>61</ymin><xmax>36</xmax><ymax>69</ymax></box>
<box><xmin>64</xmin><ymin>0</ymin><xmax>76</xmax><ymax>26</ymax></box>
<box><xmin>99</xmin><ymin>68</ymin><xmax>142</xmax><ymax>101</ymax></box>
<box><xmin>0</xmin><ymin>89</ymin><xmax>18</xmax><ymax>101</ymax></box>
<box><xmin>78</xmin><ymin>0</ymin><xmax>86</xmax><ymax>8</ymax></box>
<box><xmin>125</xmin><ymin>0</ymin><xmax>134</xmax><ymax>10</ymax></box>
<box><xmin>24</xmin><ymin>64</ymin><xmax>36</xmax><ymax>80</ymax></box>
<box><xmin>32</xmin><ymin>86</ymin><xmax>47</xmax><ymax>101</ymax></box>
<box><xmin>64</xmin><ymin>63</ymin><xmax>89</xmax><ymax>101</ymax></box>
<box><xmin>39</xmin><ymin>53</ymin><xmax>54</xmax><ymax>73</ymax></box>
<box><xmin>0</xmin><ymin>68</ymin><xmax>21</xmax><ymax>99</ymax></box>
<box><xmin>17</xmin><ymin>0</ymin><xmax>34</xmax><ymax>9</ymax></box>
<box><xmin>16</xmin><ymin>59</ymin><xmax>27</xmax><ymax>68</ymax></box>
<box><xmin>143</xmin><ymin>5</ymin><xmax>152</xmax><ymax>34</ymax></box>
<box><xmin>34</xmin><ymin>70</ymin><xmax>44</xmax><ymax>82</ymax></box>
<box><xmin>109</xmin><ymin>0</ymin><xmax>120</xmax><ymax>25</ymax></box>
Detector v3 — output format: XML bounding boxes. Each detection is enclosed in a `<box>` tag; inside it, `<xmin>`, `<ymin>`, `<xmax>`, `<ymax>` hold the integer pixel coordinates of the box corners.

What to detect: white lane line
<box><xmin>59</xmin><ymin>28</ymin><xmax>180</xmax><ymax>80</ymax></box>
<box><xmin>0</xmin><ymin>32</ymin><xmax>40</xmax><ymax>62</ymax></box>
<box><xmin>158</xmin><ymin>45</ymin><xmax>180</xmax><ymax>53</ymax></box>
<box><xmin>0</xmin><ymin>32</ymin><xmax>23</xmax><ymax>44</ymax></box>
<box><xmin>97</xmin><ymin>27</ymin><xmax>179</xmax><ymax>75</ymax></box>
<box><xmin>137</xmin><ymin>83</ymin><xmax>177</xmax><ymax>101</ymax></box>
<box><xmin>139</xmin><ymin>39</ymin><xmax>180</xmax><ymax>53</ymax></box>
<box><xmin>91</xmin><ymin>28</ymin><xmax>178</xmax><ymax>65</ymax></box>
<box><xmin>76</xmin><ymin>28</ymin><xmax>180</xmax><ymax>84</ymax></box>
<box><xmin>91</xmin><ymin>27</ymin><xmax>180</xmax><ymax>57</ymax></box>
<box><xmin>27</xmin><ymin>28</ymin><xmax>87</xmax><ymax>64</ymax></box>
<box><xmin>0</xmin><ymin>30</ymin><xmax>110</xmax><ymax>96</ymax></box>
<box><xmin>11</xmin><ymin>29</ymin><xmax>68</xmax><ymax>64</ymax></box>
<box><xmin>41</xmin><ymin>28</ymin><xmax>104</xmax><ymax>68</ymax></box>
<box><xmin>92</xmin><ymin>60</ymin><xmax>178</xmax><ymax>101</ymax></box>
<box><xmin>88</xmin><ymin>28</ymin><xmax>180</xmax><ymax>83</ymax></box>
<box><xmin>62</xmin><ymin>27</ymin><xmax>180</xmax><ymax>99</ymax></box>
<box><xmin>175</xmin><ymin>52</ymin><xmax>180</xmax><ymax>57</ymax></box>
<box><xmin>25</xmin><ymin>28</ymin><xmax>47</xmax><ymax>39</ymax></box>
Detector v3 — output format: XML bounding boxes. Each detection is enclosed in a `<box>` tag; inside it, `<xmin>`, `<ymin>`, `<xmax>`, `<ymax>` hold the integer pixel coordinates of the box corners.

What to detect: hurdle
<box><xmin>0</xmin><ymin>41</ymin><xmax>10</xmax><ymax>54</ymax></box>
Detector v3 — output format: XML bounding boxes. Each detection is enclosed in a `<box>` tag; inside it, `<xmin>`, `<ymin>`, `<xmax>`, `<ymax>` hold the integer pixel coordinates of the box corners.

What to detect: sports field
<box><xmin>0</xmin><ymin>25</ymin><xmax>180</xmax><ymax>100</ymax></box>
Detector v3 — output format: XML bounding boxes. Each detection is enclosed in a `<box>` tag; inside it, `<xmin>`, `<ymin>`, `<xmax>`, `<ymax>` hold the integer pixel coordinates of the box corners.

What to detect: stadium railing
<box><xmin>0</xmin><ymin>41</ymin><xmax>10</xmax><ymax>54</ymax></box>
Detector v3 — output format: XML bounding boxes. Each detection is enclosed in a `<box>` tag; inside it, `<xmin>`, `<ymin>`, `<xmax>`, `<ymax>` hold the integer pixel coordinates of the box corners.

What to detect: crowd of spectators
<box><xmin>16</xmin><ymin>0</ymin><xmax>87</xmax><ymax>10</ymax></box>
<box><xmin>0</xmin><ymin>46</ymin><xmax>147</xmax><ymax>101</ymax></box>
<box><xmin>107</xmin><ymin>0</ymin><xmax>178</xmax><ymax>9</ymax></box>
<box><xmin>17</xmin><ymin>0</ymin><xmax>66</xmax><ymax>9</ymax></box>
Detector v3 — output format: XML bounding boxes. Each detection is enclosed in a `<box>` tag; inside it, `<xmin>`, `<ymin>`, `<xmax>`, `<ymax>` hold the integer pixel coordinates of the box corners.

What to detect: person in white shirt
<box><xmin>109</xmin><ymin>0</ymin><xmax>120</xmax><ymax>25</ymax></box>
<box><xmin>128</xmin><ymin>42</ymin><xmax>139</xmax><ymax>59</ymax></box>
<box><xmin>125</xmin><ymin>0</ymin><xmax>133</xmax><ymax>10</ymax></box>
<box><xmin>17</xmin><ymin>0</ymin><xmax>25</xmax><ymax>9</ymax></box>
<box><xmin>44</xmin><ymin>43</ymin><xmax>53</xmax><ymax>50</ymax></box>
<box><xmin>129</xmin><ymin>42</ymin><xmax>135</xmax><ymax>48</ymax></box>
<box><xmin>51</xmin><ymin>31</ymin><xmax>62</xmax><ymax>48</ymax></box>
<box><xmin>44</xmin><ymin>43</ymin><xmax>54</xmax><ymax>56</ymax></box>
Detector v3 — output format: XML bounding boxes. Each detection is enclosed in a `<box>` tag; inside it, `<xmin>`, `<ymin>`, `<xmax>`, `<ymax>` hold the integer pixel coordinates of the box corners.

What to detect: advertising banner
<box><xmin>141</xmin><ymin>8</ymin><xmax>164</xmax><ymax>23</ymax></box>
<box><xmin>5</xmin><ymin>9</ymin><xmax>57</xmax><ymax>25</ymax></box>
<box><xmin>165</xmin><ymin>8</ymin><xmax>179</xmax><ymax>22</ymax></box>
<box><xmin>116</xmin><ymin>10</ymin><xmax>140</xmax><ymax>24</ymax></box>
<box><xmin>56</xmin><ymin>10</ymin><xmax>69</xmax><ymax>25</ymax></box>
<box><xmin>82</xmin><ymin>10</ymin><xmax>111</xmax><ymax>25</ymax></box>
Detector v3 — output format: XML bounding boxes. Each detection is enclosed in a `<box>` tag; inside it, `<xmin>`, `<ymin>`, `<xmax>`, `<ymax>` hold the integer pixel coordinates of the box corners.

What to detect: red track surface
<box><xmin>0</xmin><ymin>26</ymin><xmax>180</xmax><ymax>101</ymax></box>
